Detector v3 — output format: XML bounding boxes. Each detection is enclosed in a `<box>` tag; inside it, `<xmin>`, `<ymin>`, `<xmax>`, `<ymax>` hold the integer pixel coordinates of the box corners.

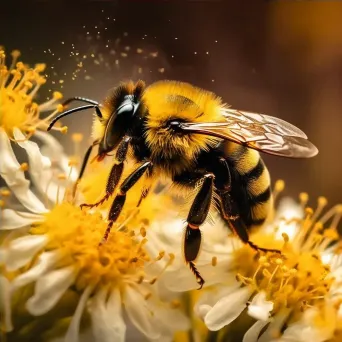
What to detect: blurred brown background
<box><xmin>1</xmin><ymin>0</ymin><xmax>342</xmax><ymax>206</ymax></box>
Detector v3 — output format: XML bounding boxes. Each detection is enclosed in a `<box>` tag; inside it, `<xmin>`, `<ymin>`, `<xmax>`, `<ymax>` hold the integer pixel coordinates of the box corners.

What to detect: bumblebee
<box><xmin>48</xmin><ymin>80</ymin><xmax>318</xmax><ymax>288</ymax></box>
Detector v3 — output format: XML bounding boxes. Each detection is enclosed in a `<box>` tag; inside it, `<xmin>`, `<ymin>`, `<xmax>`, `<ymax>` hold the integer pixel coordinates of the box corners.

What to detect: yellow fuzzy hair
<box><xmin>143</xmin><ymin>81</ymin><xmax>227</xmax><ymax>173</ymax></box>
<box><xmin>91</xmin><ymin>80</ymin><xmax>146</xmax><ymax>142</ymax></box>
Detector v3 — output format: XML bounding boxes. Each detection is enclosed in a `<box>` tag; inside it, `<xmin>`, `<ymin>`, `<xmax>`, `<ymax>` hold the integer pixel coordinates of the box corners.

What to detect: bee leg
<box><xmin>183</xmin><ymin>173</ymin><xmax>215</xmax><ymax>290</ymax></box>
<box><xmin>80</xmin><ymin>136</ymin><xmax>131</xmax><ymax>209</ymax></box>
<box><xmin>101</xmin><ymin>161</ymin><xmax>152</xmax><ymax>245</ymax></box>
<box><xmin>219</xmin><ymin>191</ymin><xmax>280</xmax><ymax>254</ymax></box>
<box><xmin>137</xmin><ymin>186</ymin><xmax>150</xmax><ymax>207</ymax></box>
<box><xmin>72</xmin><ymin>140</ymin><xmax>99</xmax><ymax>197</ymax></box>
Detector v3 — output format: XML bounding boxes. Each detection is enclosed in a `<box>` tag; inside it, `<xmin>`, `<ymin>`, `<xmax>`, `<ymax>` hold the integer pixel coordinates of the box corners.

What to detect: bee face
<box><xmin>98</xmin><ymin>95</ymin><xmax>140</xmax><ymax>160</ymax></box>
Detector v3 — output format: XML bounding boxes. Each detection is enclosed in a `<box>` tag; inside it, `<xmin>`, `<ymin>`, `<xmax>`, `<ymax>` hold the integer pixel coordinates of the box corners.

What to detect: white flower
<box><xmin>0</xmin><ymin>132</ymin><xmax>189</xmax><ymax>341</ymax></box>
<box><xmin>157</xmin><ymin>183</ymin><xmax>342</xmax><ymax>341</ymax></box>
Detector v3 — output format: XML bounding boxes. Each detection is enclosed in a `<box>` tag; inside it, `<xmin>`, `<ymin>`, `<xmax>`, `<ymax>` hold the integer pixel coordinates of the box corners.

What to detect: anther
<box><xmin>156</xmin><ymin>251</ymin><xmax>165</xmax><ymax>260</ymax></box>
<box><xmin>212</xmin><ymin>256</ymin><xmax>217</xmax><ymax>266</ymax></box>
<box><xmin>72</xmin><ymin>133</ymin><xmax>83</xmax><ymax>142</ymax></box>
<box><xmin>170</xmin><ymin>299</ymin><xmax>181</xmax><ymax>308</ymax></box>
<box><xmin>11</xmin><ymin>50</ymin><xmax>21</xmax><ymax>58</ymax></box>
<box><xmin>53</xmin><ymin>91</ymin><xmax>63</xmax><ymax>100</ymax></box>
<box><xmin>305</xmin><ymin>207</ymin><xmax>314</xmax><ymax>217</ymax></box>
<box><xmin>20</xmin><ymin>163</ymin><xmax>29</xmax><ymax>171</ymax></box>
<box><xmin>57</xmin><ymin>104</ymin><xmax>64</xmax><ymax>112</ymax></box>
<box><xmin>299</xmin><ymin>192</ymin><xmax>309</xmax><ymax>204</ymax></box>
<box><xmin>61</xmin><ymin>126</ymin><xmax>68</xmax><ymax>134</ymax></box>
<box><xmin>149</xmin><ymin>277</ymin><xmax>157</xmax><ymax>285</ymax></box>
<box><xmin>68</xmin><ymin>158</ymin><xmax>78</xmax><ymax>167</ymax></box>
<box><xmin>289</xmin><ymin>269</ymin><xmax>297</xmax><ymax>275</ymax></box>
<box><xmin>259</xmin><ymin>256</ymin><xmax>268</xmax><ymax>264</ymax></box>
<box><xmin>275</xmin><ymin>258</ymin><xmax>283</xmax><ymax>265</ymax></box>
<box><xmin>137</xmin><ymin>275</ymin><xmax>144</xmax><ymax>284</ymax></box>
<box><xmin>57</xmin><ymin>173</ymin><xmax>67</xmax><ymax>180</ymax></box>
<box><xmin>144</xmin><ymin>292</ymin><xmax>152</xmax><ymax>301</ymax></box>
<box><xmin>282</xmin><ymin>233</ymin><xmax>289</xmax><ymax>243</ymax></box>
<box><xmin>0</xmin><ymin>189</ymin><xmax>11</xmax><ymax>197</ymax></box>
<box><xmin>275</xmin><ymin>180</ymin><xmax>285</xmax><ymax>192</ymax></box>
<box><xmin>0</xmin><ymin>200</ymin><xmax>5</xmax><ymax>208</ymax></box>
<box><xmin>140</xmin><ymin>227</ymin><xmax>146</xmax><ymax>237</ymax></box>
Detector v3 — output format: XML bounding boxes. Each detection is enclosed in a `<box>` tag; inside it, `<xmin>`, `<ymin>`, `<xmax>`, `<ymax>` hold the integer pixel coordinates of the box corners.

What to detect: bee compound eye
<box><xmin>168</xmin><ymin>120</ymin><xmax>183</xmax><ymax>133</ymax></box>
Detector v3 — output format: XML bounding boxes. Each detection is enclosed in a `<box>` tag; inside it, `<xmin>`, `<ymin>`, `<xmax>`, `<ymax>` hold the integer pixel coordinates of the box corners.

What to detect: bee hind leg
<box><xmin>219</xmin><ymin>192</ymin><xmax>280</xmax><ymax>254</ymax></box>
<box><xmin>182</xmin><ymin>173</ymin><xmax>215</xmax><ymax>290</ymax></box>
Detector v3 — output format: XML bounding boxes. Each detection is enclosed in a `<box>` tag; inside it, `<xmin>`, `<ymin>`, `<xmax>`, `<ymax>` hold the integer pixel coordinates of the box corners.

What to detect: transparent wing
<box><xmin>179</xmin><ymin>108</ymin><xmax>318</xmax><ymax>158</ymax></box>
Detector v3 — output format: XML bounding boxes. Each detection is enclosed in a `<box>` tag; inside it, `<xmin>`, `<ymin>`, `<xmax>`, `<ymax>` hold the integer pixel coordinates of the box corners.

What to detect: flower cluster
<box><xmin>1</xmin><ymin>49</ymin><xmax>342</xmax><ymax>342</ymax></box>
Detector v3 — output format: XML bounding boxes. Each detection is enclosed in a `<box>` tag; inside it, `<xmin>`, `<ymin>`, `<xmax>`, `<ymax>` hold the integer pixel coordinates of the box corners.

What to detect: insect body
<box><xmin>48</xmin><ymin>80</ymin><xmax>318</xmax><ymax>289</ymax></box>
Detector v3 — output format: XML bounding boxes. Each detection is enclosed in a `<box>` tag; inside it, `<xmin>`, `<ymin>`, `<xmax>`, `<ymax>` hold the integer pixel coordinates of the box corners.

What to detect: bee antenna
<box><xmin>47</xmin><ymin>104</ymin><xmax>103</xmax><ymax>131</ymax></box>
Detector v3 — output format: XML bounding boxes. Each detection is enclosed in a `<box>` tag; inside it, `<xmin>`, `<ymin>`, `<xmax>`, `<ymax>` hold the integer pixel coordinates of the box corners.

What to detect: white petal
<box><xmin>124</xmin><ymin>286</ymin><xmax>160</xmax><ymax>339</ymax></box>
<box><xmin>204</xmin><ymin>286</ymin><xmax>250</xmax><ymax>331</ymax></box>
<box><xmin>64</xmin><ymin>285</ymin><xmax>93</xmax><ymax>342</ymax></box>
<box><xmin>12</xmin><ymin>251</ymin><xmax>62</xmax><ymax>289</ymax></box>
<box><xmin>148</xmin><ymin>298</ymin><xmax>190</xmax><ymax>335</ymax></box>
<box><xmin>164</xmin><ymin>262</ymin><xmax>235</xmax><ymax>292</ymax></box>
<box><xmin>34</xmin><ymin>130</ymin><xmax>78</xmax><ymax>181</ymax></box>
<box><xmin>0</xmin><ymin>209</ymin><xmax>43</xmax><ymax>230</ymax></box>
<box><xmin>26</xmin><ymin>266</ymin><xmax>76</xmax><ymax>315</ymax></box>
<box><xmin>196</xmin><ymin>304</ymin><xmax>212</xmax><ymax>320</ymax></box>
<box><xmin>0</xmin><ymin>129</ymin><xmax>47</xmax><ymax>214</ymax></box>
<box><xmin>0</xmin><ymin>276</ymin><xmax>13</xmax><ymax>332</ymax></box>
<box><xmin>13</xmin><ymin>128</ymin><xmax>53</xmax><ymax>198</ymax></box>
<box><xmin>5</xmin><ymin>234</ymin><xmax>48</xmax><ymax>271</ymax></box>
<box><xmin>89</xmin><ymin>287</ymin><xmax>126</xmax><ymax>342</ymax></box>
<box><xmin>195</xmin><ymin>283</ymin><xmax>242</xmax><ymax>320</ymax></box>
<box><xmin>243</xmin><ymin>320</ymin><xmax>270</xmax><ymax>342</ymax></box>
<box><xmin>248</xmin><ymin>292</ymin><xmax>274</xmax><ymax>321</ymax></box>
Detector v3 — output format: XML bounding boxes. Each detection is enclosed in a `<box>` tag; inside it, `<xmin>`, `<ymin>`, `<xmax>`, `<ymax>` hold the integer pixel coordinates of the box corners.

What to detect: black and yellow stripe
<box><xmin>224</xmin><ymin>142</ymin><xmax>272</xmax><ymax>229</ymax></box>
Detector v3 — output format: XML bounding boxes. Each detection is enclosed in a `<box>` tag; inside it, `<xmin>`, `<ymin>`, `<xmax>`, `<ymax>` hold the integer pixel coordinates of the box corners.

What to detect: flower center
<box><xmin>0</xmin><ymin>49</ymin><xmax>65</xmax><ymax>137</ymax></box>
<box><xmin>30</xmin><ymin>202</ymin><xmax>165</xmax><ymax>290</ymax></box>
<box><xmin>235</xmin><ymin>197</ymin><xmax>342</xmax><ymax>317</ymax></box>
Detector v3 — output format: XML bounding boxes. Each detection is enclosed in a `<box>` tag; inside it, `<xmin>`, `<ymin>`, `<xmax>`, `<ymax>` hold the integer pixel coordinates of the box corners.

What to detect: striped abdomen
<box><xmin>224</xmin><ymin>142</ymin><xmax>272</xmax><ymax>229</ymax></box>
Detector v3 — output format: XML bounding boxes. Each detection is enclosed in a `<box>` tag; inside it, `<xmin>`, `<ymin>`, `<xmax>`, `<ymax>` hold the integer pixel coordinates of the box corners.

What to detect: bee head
<box><xmin>94</xmin><ymin>81</ymin><xmax>145</xmax><ymax>160</ymax></box>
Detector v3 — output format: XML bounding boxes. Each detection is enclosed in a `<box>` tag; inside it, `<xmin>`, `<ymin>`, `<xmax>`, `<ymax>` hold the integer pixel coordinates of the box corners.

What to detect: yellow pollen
<box><xmin>144</xmin><ymin>292</ymin><xmax>152</xmax><ymax>301</ymax></box>
<box><xmin>299</xmin><ymin>192</ymin><xmax>309</xmax><ymax>205</ymax></box>
<box><xmin>234</xmin><ymin>197</ymin><xmax>336</xmax><ymax>318</ymax></box>
<box><xmin>318</xmin><ymin>196</ymin><xmax>328</xmax><ymax>207</ymax></box>
<box><xmin>140</xmin><ymin>227</ymin><xmax>147</xmax><ymax>237</ymax></box>
<box><xmin>60</xmin><ymin>126</ymin><xmax>68</xmax><ymax>134</ymax></box>
<box><xmin>20</xmin><ymin>163</ymin><xmax>29</xmax><ymax>171</ymax></box>
<box><xmin>282</xmin><ymin>233</ymin><xmax>289</xmax><ymax>243</ymax></box>
<box><xmin>275</xmin><ymin>180</ymin><xmax>285</xmax><ymax>192</ymax></box>
<box><xmin>0</xmin><ymin>189</ymin><xmax>11</xmax><ymax>197</ymax></box>
<box><xmin>11</xmin><ymin>50</ymin><xmax>21</xmax><ymax>58</ymax></box>
<box><xmin>68</xmin><ymin>157</ymin><xmax>79</xmax><ymax>167</ymax></box>
<box><xmin>0</xmin><ymin>199</ymin><xmax>5</xmax><ymax>208</ymax></box>
<box><xmin>170</xmin><ymin>299</ymin><xmax>181</xmax><ymax>308</ymax></box>
<box><xmin>72</xmin><ymin>133</ymin><xmax>83</xmax><ymax>142</ymax></box>
<box><xmin>212</xmin><ymin>256</ymin><xmax>217</xmax><ymax>266</ymax></box>
<box><xmin>156</xmin><ymin>251</ymin><xmax>165</xmax><ymax>260</ymax></box>
<box><xmin>56</xmin><ymin>104</ymin><xmax>64</xmax><ymax>112</ymax></box>
<box><xmin>57</xmin><ymin>173</ymin><xmax>67</xmax><ymax>180</ymax></box>
<box><xmin>31</xmin><ymin>203</ymin><xmax>159</xmax><ymax>290</ymax></box>
<box><xmin>0</xmin><ymin>49</ymin><xmax>62</xmax><ymax>136</ymax></box>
